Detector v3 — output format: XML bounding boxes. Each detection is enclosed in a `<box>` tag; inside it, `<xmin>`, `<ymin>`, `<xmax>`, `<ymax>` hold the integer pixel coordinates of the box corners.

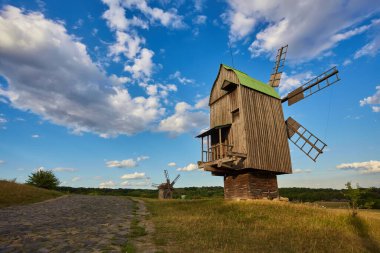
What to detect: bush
<box><xmin>26</xmin><ymin>170</ymin><xmax>60</xmax><ymax>189</ymax></box>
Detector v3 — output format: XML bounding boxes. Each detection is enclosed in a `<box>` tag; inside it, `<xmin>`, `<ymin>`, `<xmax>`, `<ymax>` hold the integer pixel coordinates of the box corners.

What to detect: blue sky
<box><xmin>0</xmin><ymin>0</ymin><xmax>379</xmax><ymax>189</ymax></box>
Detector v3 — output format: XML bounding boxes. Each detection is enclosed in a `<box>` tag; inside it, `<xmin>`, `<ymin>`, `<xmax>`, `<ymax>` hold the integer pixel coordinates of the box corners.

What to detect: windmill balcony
<box><xmin>196</xmin><ymin>124</ymin><xmax>246</xmax><ymax>170</ymax></box>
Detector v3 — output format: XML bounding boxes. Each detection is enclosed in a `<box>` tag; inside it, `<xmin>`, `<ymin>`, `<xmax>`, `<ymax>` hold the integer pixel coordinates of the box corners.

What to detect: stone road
<box><xmin>0</xmin><ymin>195</ymin><xmax>133</xmax><ymax>252</ymax></box>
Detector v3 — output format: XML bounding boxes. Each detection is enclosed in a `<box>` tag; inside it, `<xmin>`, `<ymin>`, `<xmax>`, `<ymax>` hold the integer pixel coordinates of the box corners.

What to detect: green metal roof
<box><xmin>222</xmin><ymin>64</ymin><xmax>280</xmax><ymax>99</ymax></box>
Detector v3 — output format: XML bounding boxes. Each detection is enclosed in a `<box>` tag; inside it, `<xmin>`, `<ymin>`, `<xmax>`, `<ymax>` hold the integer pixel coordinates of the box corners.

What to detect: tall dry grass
<box><xmin>0</xmin><ymin>180</ymin><xmax>62</xmax><ymax>208</ymax></box>
<box><xmin>146</xmin><ymin>199</ymin><xmax>380</xmax><ymax>253</ymax></box>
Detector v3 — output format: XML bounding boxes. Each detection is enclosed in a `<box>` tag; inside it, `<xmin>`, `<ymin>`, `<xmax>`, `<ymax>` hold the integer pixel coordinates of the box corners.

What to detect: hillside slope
<box><xmin>146</xmin><ymin>199</ymin><xmax>380</xmax><ymax>253</ymax></box>
<box><xmin>0</xmin><ymin>180</ymin><xmax>62</xmax><ymax>208</ymax></box>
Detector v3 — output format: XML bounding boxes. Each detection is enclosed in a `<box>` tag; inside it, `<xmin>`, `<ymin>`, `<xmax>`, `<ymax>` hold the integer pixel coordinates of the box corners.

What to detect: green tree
<box><xmin>344</xmin><ymin>182</ymin><xmax>362</xmax><ymax>216</ymax></box>
<box><xmin>26</xmin><ymin>169</ymin><xmax>60</xmax><ymax>189</ymax></box>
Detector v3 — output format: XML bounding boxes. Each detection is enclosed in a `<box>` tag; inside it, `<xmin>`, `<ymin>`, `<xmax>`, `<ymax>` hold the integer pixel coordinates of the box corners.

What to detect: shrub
<box><xmin>26</xmin><ymin>170</ymin><xmax>60</xmax><ymax>189</ymax></box>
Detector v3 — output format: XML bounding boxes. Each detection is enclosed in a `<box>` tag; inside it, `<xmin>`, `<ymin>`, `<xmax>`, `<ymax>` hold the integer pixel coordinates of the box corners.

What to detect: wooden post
<box><xmin>207</xmin><ymin>135</ymin><xmax>209</xmax><ymax>162</ymax></box>
<box><xmin>219</xmin><ymin>128</ymin><xmax>222</xmax><ymax>159</ymax></box>
<box><xmin>201</xmin><ymin>136</ymin><xmax>204</xmax><ymax>162</ymax></box>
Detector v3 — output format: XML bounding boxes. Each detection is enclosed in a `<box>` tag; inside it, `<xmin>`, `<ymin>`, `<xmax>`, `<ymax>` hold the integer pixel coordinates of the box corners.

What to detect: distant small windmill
<box><xmin>197</xmin><ymin>45</ymin><xmax>341</xmax><ymax>199</ymax></box>
<box><xmin>153</xmin><ymin>170</ymin><xmax>180</xmax><ymax>199</ymax></box>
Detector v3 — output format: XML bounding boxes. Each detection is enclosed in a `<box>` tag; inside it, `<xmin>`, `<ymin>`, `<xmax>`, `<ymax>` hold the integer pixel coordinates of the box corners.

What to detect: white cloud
<box><xmin>124</xmin><ymin>48</ymin><xmax>155</xmax><ymax>79</ymax></box>
<box><xmin>360</xmin><ymin>86</ymin><xmax>380</xmax><ymax>112</ymax></box>
<box><xmin>293</xmin><ymin>169</ymin><xmax>312</xmax><ymax>174</ymax></box>
<box><xmin>158</xmin><ymin>102</ymin><xmax>209</xmax><ymax>135</ymax></box>
<box><xmin>52</xmin><ymin>167</ymin><xmax>77</xmax><ymax>172</ymax></box>
<box><xmin>106</xmin><ymin>159</ymin><xmax>138</xmax><ymax>168</ymax></box>
<box><xmin>169</xmin><ymin>71</ymin><xmax>194</xmax><ymax>84</ymax></box>
<box><xmin>168</xmin><ymin>162</ymin><xmax>177</xmax><ymax>167</ymax></box>
<box><xmin>121</xmin><ymin>172</ymin><xmax>146</xmax><ymax>180</ymax></box>
<box><xmin>107</xmin><ymin>155</ymin><xmax>149</xmax><ymax>168</ymax></box>
<box><xmin>123</xmin><ymin>0</ymin><xmax>185</xmax><ymax>29</ymax></box>
<box><xmin>99</xmin><ymin>180</ymin><xmax>116</xmax><ymax>188</ymax></box>
<box><xmin>137</xmin><ymin>156</ymin><xmax>149</xmax><ymax>161</ymax></box>
<box><xmin>31</xmin><ymin>134</ymin><xmax>40</xmax><ymax>138</ymax></box>
<box><xmin>193</xmin><ymin>15</ymin><xmax>207</xmax><ymax>25</ymax></box>
<box><xmin>337</xmin><ymin>160</ymin><xmax>380</xmax><ymax>174</ymax></box>
<box><xmin>194</xmin><ymin>96</ymin><xmax>209</xmax><ymax>109</ymax></box>
<box><xmin>0</xmin><ymin>116</ymin><xmax>7</xmax><ymax>126</ymax></box>
<box><xmin>343</xmin><ymin>59</ymin><xmax>352</xmax><ymax>66</ymax></box>
<box><xmin>354</xmin><ymin>35</ymin><xmax>380</xmax><ymax>59</ymax></box>
<box><xmin>177</xmin><ymin>163</ymin><xmax>199</xmax><ymax>171</ymax></box>
<box><xmin>194</xmin><ymin>0</ymin><xmax>204</xmax><ymax>12</ymax></box>
<box><xmin>278</xmin><ymin>72</ymin><xmax>314</xmax><ymax>96</ymax></box>
<box><xmin>0</xmin><ymin>160</ymin><xmax>4</xmax><ymax>165</ymax></box>
<box><xmin>0</xmin><ymin>6</ymin><xmax>165</xmax><ymax>137</ymax></box>
<box><xmin>109</xmin><ymin>31</ymin><xmax>145</xmax><ymax>60</ymax></box>
<box><xmin>120</xmin><ymin>179</ymin><xmax>150</xmax><ymax>187</ymax></box>
<box><xmin>224</xmin><ymin>0</ymin><xmax>379</xmax><ymax>60</ymax></box>
<box><xmin>71</xmin><ymin>176</ymin><xmax>81</xmax><ymax>182</ymax></box>
<box><xmin>101</xmin><ymin>0</ymin><xmax>148</xmax><ymax>31</ymax></box>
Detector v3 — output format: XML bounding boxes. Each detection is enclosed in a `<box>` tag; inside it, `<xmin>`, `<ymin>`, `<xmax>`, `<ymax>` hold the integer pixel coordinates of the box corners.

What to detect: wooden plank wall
<box><xmin>210</xmin><ymin>95</ymin><xmax>231</xmax><ymax>128</ymax></box>
<box><xmin>240</xmin><ymin>86</ymin><xmax>292</xmax><ymax>174</ymax></box>
<box><xmin>210</xmin><ymin>67</ymin><xmax>240</xmax><ymax>104</ymax></box>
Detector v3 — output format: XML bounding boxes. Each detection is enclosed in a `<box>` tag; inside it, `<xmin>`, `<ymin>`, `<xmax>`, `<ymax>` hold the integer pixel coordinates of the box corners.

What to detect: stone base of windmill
<box><xmin>223</xmin><ymin>170</ymin><xmax>279</xmax><ymax>200</ymax></box>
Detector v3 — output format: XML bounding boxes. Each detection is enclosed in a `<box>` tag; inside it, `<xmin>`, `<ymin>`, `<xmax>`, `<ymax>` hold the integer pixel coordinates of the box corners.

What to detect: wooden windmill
<box><xmin>153</xmin><ymin>170</ymin><xmax>180</xmax><ymax>199</ymax></box>
<box><xmin>197</xmin><ymin>45</ymin><xmax>340</xmax><ymax>200</ymax></box>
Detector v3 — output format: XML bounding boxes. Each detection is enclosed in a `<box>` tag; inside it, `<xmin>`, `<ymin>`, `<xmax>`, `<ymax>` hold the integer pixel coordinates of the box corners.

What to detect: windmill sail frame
<box><xmin>268</xmin><ymin>45</ymin><xmax>288</xmax><ymax>87</ymax></box>
<box><xmin>282</xmin><ymin>67</ymin><xmax>340</xmax><ymax>106</ymax></box>
<box><xmin>286</xmin><ymin>117</ymin><xmax>327</xmax><ymax>162</ymax></box>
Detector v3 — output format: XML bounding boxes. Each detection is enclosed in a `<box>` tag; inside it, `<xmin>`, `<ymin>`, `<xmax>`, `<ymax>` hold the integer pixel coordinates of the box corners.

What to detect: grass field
<box><xmin>0</xmin><ymin>180</ymin><xmax>62</xmax><ymax>208</ymax></box>
<box><xmin>146</xmin><ymin>199</ymin><xmax>380</xmax><ymax>253</ymax></box>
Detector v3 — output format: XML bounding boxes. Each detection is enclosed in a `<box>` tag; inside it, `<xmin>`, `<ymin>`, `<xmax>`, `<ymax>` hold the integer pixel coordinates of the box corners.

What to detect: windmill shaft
<box><xmin>281</xmin><ymin>68</ymin><xmax>339</xmax><ymax>104</ymax></box>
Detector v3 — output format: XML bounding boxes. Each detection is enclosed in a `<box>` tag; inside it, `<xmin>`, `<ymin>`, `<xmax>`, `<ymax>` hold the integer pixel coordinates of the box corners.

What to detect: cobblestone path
<box><xmin>0</xmin><ymin>195</ymin><xmax>133</xmax><ymax>252</ymax></box>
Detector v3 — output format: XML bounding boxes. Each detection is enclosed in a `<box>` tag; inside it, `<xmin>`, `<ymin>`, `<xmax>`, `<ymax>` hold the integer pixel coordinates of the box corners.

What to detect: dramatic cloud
<box><xmin>0</xmin><ymin>6</ymin><xmax>166</xmax><ymax>137</ymax></box>
<box><xmin>168</xmin><ymin>162</ymin><xmax>177</xmax><ymax>167</ymax></box>
<box><xmin>177</xmin><ymin>163</ymin><xmax>199</xmax><ymax>171</ymax></box>
<box><xmin>337</xmin><ymin>160</ymin><xmax>380</xmax><ymax>174</ymax></box>
<box><xmin>99</xmin><ymin>180</ymin><xmax>116</xmax><ymax>188</ymax></box>
<box><xmin>224</xmin><ymin>0</ymin><xmax>379</xmax><ymax>60</ymax></box>
<box><xmin>360</xmin><ymin>86</ymin><xmax>380</xmax><ymax>112</ymax></box>
<box><xmin>52</xmin><ymin>167</ymin><xmax>77</xmax><ymax>172</ymax></box>
<box><xmin>120</xmin><ymin>172</ymin><xmax>146</xmax><ymax>180</ymax></box>
<box><xmin>102</xmin><ymin>0</ymin><xmax>185</xmax><ymax>80</ymax></box>
<box><xmin>158</xmin><ymin>102</ymin><xmax>208</xmax><ymax>135</ymax></box>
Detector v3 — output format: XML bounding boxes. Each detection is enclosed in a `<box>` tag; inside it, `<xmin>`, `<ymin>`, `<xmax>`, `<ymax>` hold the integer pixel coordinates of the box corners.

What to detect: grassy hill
<box><xmin>0</xmin><ymin>180</ymin><xmax>62</xmax><ymax>208</ymax></box>
<box><xmin>145</xmin><ymin>199</ymin><xmax>380</xmax><ymax>253</ymax></box>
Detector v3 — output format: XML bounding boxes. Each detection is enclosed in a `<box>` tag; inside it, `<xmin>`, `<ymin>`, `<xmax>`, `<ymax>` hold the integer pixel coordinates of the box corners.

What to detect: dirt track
<box><xmin>0</xmin><ymin>195</ymin><xmax>133</xmax><ymax>252</ymax></box>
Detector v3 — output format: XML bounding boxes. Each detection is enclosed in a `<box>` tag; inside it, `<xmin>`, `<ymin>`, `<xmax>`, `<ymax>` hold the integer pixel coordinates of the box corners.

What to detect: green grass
<box><xmin>0</xmin><ymin>180</ymin><xmax>62</xmax><ymax>208</ymax></box>
<box><xmin>145</xmin><ymin>199</ymin><xmax>380</xmax><ymax>253</ymax></box>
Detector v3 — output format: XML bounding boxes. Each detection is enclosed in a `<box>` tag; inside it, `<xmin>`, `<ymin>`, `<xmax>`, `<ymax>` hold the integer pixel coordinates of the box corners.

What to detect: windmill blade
<box><xmin>170</xmin><ymin>174</ymin><xmax>180</xmax><ymax>186</ymax></box>
<box><xmin>285</xmin><ymin>117</ymin><xmax>327</xmax><ymax>162</ymax></box>
<box><xmin>282</xmin><ymin>67</ymin><xmax>340</xmax><ymax>106</ymax></box>
<box><xmin>164</xmin><ymin>170</ymin><xmax>170</xmax><ymax>184</ymax></box>
<box><xmin>152</xmin><ymin>183</ymin><xmax>160</xmax><ymax>188</ymax></box>
<box><xmin>268</xmin><ymin>45</ymin><xmax>288</xmax><ymax>87</ymax></box>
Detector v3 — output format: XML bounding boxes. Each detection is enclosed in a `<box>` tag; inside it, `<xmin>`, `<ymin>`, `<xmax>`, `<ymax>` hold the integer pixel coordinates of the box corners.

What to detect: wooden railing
<box><xmin>202</xmin><ymin>144</ymin><xmax>233</xmax><ymax>163</ymax></box>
